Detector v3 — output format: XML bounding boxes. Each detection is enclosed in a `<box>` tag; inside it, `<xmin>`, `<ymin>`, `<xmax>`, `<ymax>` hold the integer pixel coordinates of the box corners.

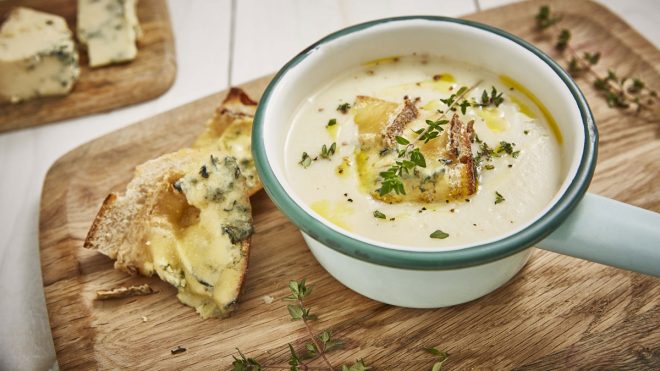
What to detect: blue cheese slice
<box><xmin>0</xmin><ymin>7</ymin><xmax>80</xmax><ymax>103</ymax></box>
<box><xmin>77</xmin><ymin>0</ymin><xmax>142</xmax><ymax>67</ymax></box>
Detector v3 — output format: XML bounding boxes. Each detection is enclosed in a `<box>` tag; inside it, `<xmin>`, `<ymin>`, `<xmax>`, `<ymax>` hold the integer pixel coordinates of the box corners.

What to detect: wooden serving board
<box><xmin>0</xmin><ymin>0</ymin><xmax>175</xmax><ymax>133</ymax></box>
<box><xmin>40</xmin><ymin>0</ymin><xmax>659</xmax><ymax>369</ymax></box>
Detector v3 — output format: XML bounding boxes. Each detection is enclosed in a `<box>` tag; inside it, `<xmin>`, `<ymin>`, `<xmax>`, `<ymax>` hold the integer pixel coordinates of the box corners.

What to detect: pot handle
<box><xmin>536</xmin><ymin>193</ymin><xmax>660</xmax><ymax>277</ymax></box>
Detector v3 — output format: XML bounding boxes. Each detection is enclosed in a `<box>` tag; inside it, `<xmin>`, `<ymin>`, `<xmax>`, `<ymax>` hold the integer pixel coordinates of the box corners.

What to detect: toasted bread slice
<box><xmin>85</xmin><ymin>149</ymin><xmax>253</xmax><ymax>318</ymax></box>
<box><xmin>353</xmin><ymin>95</ymin><xmax>476</xmax><ymax>203</ymax></box>
<box><xmin>193</xmin><ymin>88</ymin><xmax>261</xmax><ymax>196</ymax></box>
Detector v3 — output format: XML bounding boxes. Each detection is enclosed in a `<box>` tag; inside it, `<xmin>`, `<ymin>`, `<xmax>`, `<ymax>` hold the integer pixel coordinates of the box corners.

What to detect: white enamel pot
<box><xmin>252</xmin><ymin>17</ymin><xmax>660</xmax><ymax>308</ymax></box>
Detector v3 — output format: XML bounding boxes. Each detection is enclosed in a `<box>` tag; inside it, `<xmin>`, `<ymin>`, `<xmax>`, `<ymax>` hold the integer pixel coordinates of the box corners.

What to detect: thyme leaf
<box><xmin>337</xmin><ymin>102</ymin><xmax>351</xmax><ymax>113</ymax></box>
<box><xmin>495</xmin><ymin>191</ymin><xmax>506</xmax><ymax>204</ymax></box>
<box><xmin>430</xmin><ymin>230</ymin><xmax>450</xmax><ymax>239</ymax></box>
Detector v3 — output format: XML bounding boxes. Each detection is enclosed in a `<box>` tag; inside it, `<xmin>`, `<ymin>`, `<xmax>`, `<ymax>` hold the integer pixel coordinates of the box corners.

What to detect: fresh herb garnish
<box><xmin>424</xmin><ymin>347</ymin><xmax>450</xmax><ymax>370</ymax></box>
<box><xmin>495</xmin><ymin>141</ymin><xmax>515</xmax><ymax>156</ymax></box>
<box><xmin>378</xmin><ymin>164</ymin><xmax>408</xmax><ymax>196</ymax></box>
<box><xmin>459</xmin><ymin>99</ymin><xmax>471</xmax><ymax>114</ymax></box>
<box><xmin>342</xmin><ymin>360</ymin><xmax>370</xmax><ymax>371</ymax></box>
<box><xmin>430</xmin><ymin>230</ymin><xmax>450</xmax><ymax>239</ymax></box>
<box><xmin>495</xmin><ymin>191</ymin><xmax>506</xmax><ymax>204</ymax></box>
<box><xmin>298</xmin><ymin>152</ymin><xmax>312</xmax><ymax>168</ymax></box>
<box><xmin>477</xmin><ymin>86</ymin><xmax>504</xmax><ymax>108</ymax></box>
<box><xmin>337</xmin><ymin>102</ymin><xmax>351</xmax><ymax>114</ymax></box>
<box><xmin>555</xmin><ymin>29</ymin><xmax>571</xmax><ymax>51</ymax></box>
<box><xmin>534</xmin><ymin>5</ymin><xmax>656</xmax><ymax>112</ymax></box>
<box><xmin>373</xmin><ymin>210</ymin><xmax>387</xmax><ymax>219</ymax></box>
<box><xmin>535</xmin><ymin>5</ymin><xmax>562</xmax><ymax>30</ymax></box>
<box><xmin>320</xmin><ymin>142</ymin><xmax>337</xmax><ymax>159</ymax></box>
<box><xmin>420</xmin><ymin>119</ymin><xmax>448</xmax><ymax>143</ymax></box>
<box><xmin>327</xmin><ymin>118</ymin><xmax>337</xmax><ymax>127</ymax></box>
<box><xmin>232</xmin><ymin>278</ymin><xmax>450</xmax><ymax>370</ymax></box>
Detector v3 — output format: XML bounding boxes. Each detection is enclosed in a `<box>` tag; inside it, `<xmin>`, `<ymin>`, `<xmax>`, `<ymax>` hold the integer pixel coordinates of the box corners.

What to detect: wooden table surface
<box><xmin>2</xmin><ymin>0</ymin><xmax>659</xmax><ymax>370</ymax></box>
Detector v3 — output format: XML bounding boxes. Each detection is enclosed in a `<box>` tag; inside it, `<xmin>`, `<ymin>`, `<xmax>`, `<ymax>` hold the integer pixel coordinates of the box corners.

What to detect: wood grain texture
<box><xmin>39</xmin><ymin>0</ymin><xmax>659</xmax><ymax>369</ymax></box>
<box><xmin>0</xmin><ymin>0</ymin><xmax>176</xmax><ymax>133</ymax></box>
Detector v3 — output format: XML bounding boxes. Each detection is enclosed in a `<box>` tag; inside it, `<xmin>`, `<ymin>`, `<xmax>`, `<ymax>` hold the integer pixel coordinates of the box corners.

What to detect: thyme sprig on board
<box><xmin>232</xmin><ymin>279</ymin><xmax>449</xmax><ymax>370</ymax></box>
<box><xmin>534</xmin><ymin>5</ymin><xmax>657</xmax><ymax>112</ymax></box>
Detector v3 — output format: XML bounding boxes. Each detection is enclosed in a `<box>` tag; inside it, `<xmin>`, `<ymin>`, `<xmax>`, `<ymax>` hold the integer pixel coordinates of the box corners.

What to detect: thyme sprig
<box><xmin>534</xmin><ymin>5</ymin><xmax>657</xmax><ymax>112</ymax></box>
<box><xmin>299</xmin><ymin>143</ymin><xmax>337</xmax><ymax>168</ymax></box>
<box><xmin>232</xmin><ymin>279</ymin><xmax>449</xmax><ymax>370</ymax></box>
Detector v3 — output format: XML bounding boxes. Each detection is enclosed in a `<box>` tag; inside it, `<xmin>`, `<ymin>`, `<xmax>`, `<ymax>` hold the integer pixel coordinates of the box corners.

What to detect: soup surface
<box><xmin>284</xmin><ymin>54</ymin><xmax>562</xmax><ymax>248</ymax></box>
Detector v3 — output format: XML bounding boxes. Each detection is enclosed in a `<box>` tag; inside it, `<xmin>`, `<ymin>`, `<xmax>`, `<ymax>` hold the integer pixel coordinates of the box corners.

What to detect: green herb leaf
<box><xmin>395</xmin><ymin>135</ymin><xmax>410</xmax><ymax>145</ymax></box>
<box><xmin>583</xmin><ymin>51</ymin><xmax>600</xmax><ymax>65</ymax></box>
<box><xmin>320</xmin><ymin>142</ymin><xmax>337</xmax><ymax>159</ymax></box>
<box><xmin>628</xmin><ymin>78</ymin><xmax>645</xmax><ymax>94</ymax></box>
<box><xmin>555</xmin><ymin>29</ymin><xmax>571</xmax><ymax>51</ymax></box>
<box><xmin>430</xmin><ymin>230</ymin><xmax>449</xmax><ymax>239</ymax></box>
<box><xmin>440</xmin><ymin>94</ymin><xmax>456</xmax><ymax>107</ymax></box>
<box><xmin>459</xmin><ymin>100</ymin><xmax>471</xmax><ymax>115</ymax></box>
<box><xmin>337</xmin><ymin>102</ymin><xmax>351</xmax><ymax>114</ymax></box>
<box><xmin>410</xmin><ymin>148</ymin><xmax>427</xmax><ymax>168</ymax></box>
<box><xmin>476</xmin><ymin>86</ymin><xmax>504</xmax><ymax>108</ymax></box>
<box><xmin>342</xmin><ymin>359</ymin><xmax>370</xmax><ymax>371</ymax></box>
<box><xmin>288</xmin><ymin>344</ymin><xmax>301</xmax><ymax>370</ymax></box>
<box><xmin>535</xmin><ymin>5</ymin><xmax>561</xmax><ymax>29</ymax></box>
<box><xmin>495</xmin><ymin>141</ymin><xmax>515</xmax><ymax>156</ymax></box>
<box><xmin>373</xmin><ymin>210</ymin><xmax>387</xmax><ymax>219</ymax></box>
<box><xmin>232</xmin><ymin>348</ymin><xmax>262</xmax><ymax>371</ymax></box>
<box><xmin>299</xmin><ymin>152</ymin><xmax>312</xmax><ymax>168</ymax></box>
<box><xmin>287</xmin><ymin>304</ymin><xmax>304</xmax><ymax>320</ymax></box>
<box><xmin>424</xmin><ymin>347</ymin><xmax>449</xmax><ymax>371</ymax></box>
<box><xmin>495</xmin><ymin>191</ymin><xmax>506</xmax><ymax>204</ymax></box>
<box><xmin>327</xmin><ymin>118</ymin><xmax>337</xmax><ymax>127</ymax></box>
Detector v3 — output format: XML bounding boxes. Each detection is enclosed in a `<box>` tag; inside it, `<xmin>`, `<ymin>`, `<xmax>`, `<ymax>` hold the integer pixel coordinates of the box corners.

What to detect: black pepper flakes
<box><xmin>347</xmin><ymin>198</ymin><xmax>353</xmax><ymax>203</ymax></box>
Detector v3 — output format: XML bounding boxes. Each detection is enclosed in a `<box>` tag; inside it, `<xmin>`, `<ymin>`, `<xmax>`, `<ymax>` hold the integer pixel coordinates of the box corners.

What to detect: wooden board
<box><xmin>0</xmin><ymin>0</ymin><xmax>176</xmax><ymax>133</ymax></box>
<box><xmin>39</xmin><ymin>0</ymin><xmax>659</xmax><ymax>369</ymax></box>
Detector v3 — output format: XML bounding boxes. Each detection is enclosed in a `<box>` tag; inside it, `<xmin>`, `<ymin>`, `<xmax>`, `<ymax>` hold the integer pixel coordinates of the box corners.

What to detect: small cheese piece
<box><xmin>77</xmin><ymin>0</ymin><xmax>142</xmax><ymax>67</ymax></box>
<box><xmin>0</xmin><ymin>7</ymin><xmax>80</xmax><ymax>103</ymax></box>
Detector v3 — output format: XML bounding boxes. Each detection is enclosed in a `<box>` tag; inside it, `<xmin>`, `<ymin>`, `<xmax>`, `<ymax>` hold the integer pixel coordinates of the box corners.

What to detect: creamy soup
<box><xmin>284</xmin><ymin>54</ymin><xmax>562</xmax><ymax>248</ymax></box>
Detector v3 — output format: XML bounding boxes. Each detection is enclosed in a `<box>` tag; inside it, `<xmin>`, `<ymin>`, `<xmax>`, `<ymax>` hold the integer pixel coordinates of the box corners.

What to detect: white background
<box><xmin>0</xmin><ymin>0</ymin><xmax>658</xmax><ymax>369</ymax></box>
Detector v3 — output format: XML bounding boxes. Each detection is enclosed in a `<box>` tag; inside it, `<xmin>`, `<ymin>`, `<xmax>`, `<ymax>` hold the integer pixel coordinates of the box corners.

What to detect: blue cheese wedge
<box><xmin>77</xmin><ymin>0</ymin><xmax>142</xmax><ymax>67</ymax></box>
<box><xmin>84</xmin><ymin>149</ymin><xmax>253</xmax><ymax>318</ymax></box>
<box><xmin>0</xmin><ymin>7</ymin><xmax>80</xmax><ymax>103</ymax></box>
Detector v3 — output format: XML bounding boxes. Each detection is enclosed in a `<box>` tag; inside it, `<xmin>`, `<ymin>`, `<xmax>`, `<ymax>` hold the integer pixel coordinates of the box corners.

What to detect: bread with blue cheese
<box><xmin>84</xmin><ymin>149</ymin><xmax>253</xmax><ymax>318</ymax></box>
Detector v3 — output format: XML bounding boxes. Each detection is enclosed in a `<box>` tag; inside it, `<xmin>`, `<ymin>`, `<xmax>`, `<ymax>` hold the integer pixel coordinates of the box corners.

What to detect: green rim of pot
<box><xmin>252</xmin><ymin>16</ymin><xmax>597</xmax><ymax>270</ymax></box>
